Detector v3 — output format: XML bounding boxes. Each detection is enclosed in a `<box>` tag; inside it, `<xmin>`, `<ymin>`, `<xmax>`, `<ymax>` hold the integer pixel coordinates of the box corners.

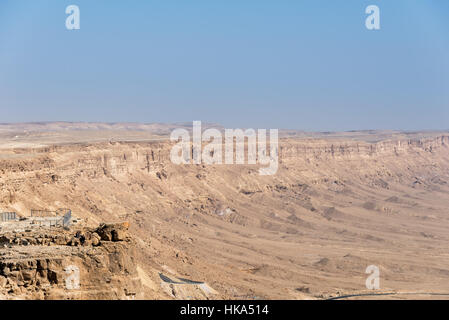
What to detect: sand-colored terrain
<box><xmin>1</xmin><ymin>123</ymin><xmax>449</xmax><ymax>299</ymax></box>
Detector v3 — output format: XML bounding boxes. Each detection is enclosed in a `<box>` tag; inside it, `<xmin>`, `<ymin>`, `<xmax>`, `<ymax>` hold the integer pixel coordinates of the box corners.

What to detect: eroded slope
<box><xmin>0</xmin><ymin>135</ymin><xmax>448</xmax><ymax>299</ymax></box>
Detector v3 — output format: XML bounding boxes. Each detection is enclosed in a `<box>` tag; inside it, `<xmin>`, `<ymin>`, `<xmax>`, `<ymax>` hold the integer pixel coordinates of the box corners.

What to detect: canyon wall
<box><xmin>0</xmin><ymin>135</ymin><xmax>448</xmax><ymax>299</ymax></box>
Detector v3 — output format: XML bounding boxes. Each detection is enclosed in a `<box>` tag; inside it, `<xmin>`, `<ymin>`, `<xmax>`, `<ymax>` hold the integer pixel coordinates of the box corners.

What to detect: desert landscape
<box><xmin>0</xmin><ymin>122</ymin><xmax>448</xmax><ymax>300</ymax></box>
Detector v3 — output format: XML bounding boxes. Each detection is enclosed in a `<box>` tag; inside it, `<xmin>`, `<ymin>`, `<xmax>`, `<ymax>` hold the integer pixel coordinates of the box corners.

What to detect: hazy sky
<box><xmin>0</xmin><ymin>0</ymin><xmax>448</xmax><ymax>131</ymax></box>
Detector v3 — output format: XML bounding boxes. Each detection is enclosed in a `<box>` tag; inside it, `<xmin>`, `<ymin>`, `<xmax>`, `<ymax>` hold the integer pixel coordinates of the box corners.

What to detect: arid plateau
<box><xmin>0</xmin><ymin>123</ymin><xmax>448</xmax><ymax>300</ymax></box>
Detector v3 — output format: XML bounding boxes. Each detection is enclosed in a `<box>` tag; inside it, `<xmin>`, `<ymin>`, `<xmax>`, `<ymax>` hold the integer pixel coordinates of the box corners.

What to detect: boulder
<box><xmin>0</xmin><ymin>276</ymin><xmax>7</xmax><ymax>288</ymax></box>
<box><xmin>22</xmin><ymin>270</ymin><xmax>35</xmax><ymax>282</ymax></box>
<box><xmin>95</xmin><ymin>222</ymin><xmax>129</xmax><ymax>242</ymax></box>
<box><xmin>91</xmin><ymin>233</ymin><xmax>101</xmax><ymax>246</ymax></box>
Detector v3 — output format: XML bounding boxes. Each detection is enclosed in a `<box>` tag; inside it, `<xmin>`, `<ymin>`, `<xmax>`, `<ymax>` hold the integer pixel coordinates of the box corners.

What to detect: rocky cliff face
<box><xmin>280</xmin><ymin>135</ymin><xmax>449</xmax><ymax>159</ymax></box>
<box><xmin>0</xmin><ymin>223</ymin><xmax>144</xmax><ymax>300</ymax></box>
<box><xmin>0</xmin><ymin>134</ymin><xmax>448</xmax><ymax>299</ymax></box>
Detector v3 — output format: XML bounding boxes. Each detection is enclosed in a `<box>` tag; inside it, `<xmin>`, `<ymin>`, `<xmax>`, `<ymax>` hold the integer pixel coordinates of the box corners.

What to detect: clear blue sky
<box><xmin>0</xmin><ymin>0</ymin><xmax>448</xmax><ymax>131</ymax></box>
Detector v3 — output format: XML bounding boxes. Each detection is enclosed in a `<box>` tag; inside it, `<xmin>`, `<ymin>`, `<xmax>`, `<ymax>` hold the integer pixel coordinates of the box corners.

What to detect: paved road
<box><xmin>327</xmin><ymin>292</ymin><xmax>449</xmax><ymax>300</ymax></box>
